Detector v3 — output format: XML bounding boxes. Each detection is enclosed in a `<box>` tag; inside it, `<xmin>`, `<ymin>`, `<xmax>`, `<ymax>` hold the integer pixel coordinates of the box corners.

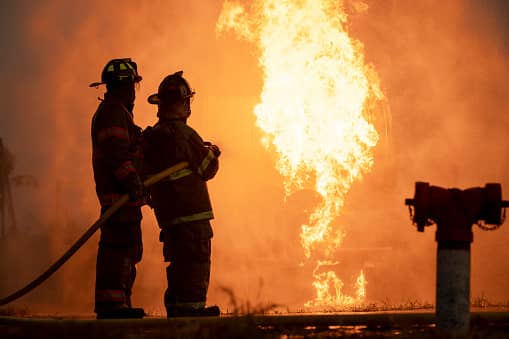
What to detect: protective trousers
<box><xmin>95</xmin><ymin>213</ymin><xmax>142</xmax><ymax>313</ymax></box>
<box><xmin>161</xmin><ymin>220</ymin><xmax>213</xmax><ymax>312</ymax></box>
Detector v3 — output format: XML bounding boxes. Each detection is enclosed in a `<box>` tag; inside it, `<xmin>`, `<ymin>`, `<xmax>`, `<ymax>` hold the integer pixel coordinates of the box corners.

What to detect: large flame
<box><xmin>217</xmin><ymin>0</ymin><xmax>384</xmax><ymax>308</ymax></box>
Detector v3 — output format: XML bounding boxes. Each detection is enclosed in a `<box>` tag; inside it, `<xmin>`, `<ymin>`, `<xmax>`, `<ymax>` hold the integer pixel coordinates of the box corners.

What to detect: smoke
<box><xmin>0</xmin><ymin>0</ymin><xmax>508</xmax><ymax>315</ymax></box>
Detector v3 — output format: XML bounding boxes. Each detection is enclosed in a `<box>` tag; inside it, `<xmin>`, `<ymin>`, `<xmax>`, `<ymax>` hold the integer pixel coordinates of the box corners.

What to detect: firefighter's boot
<box><xmin>166</xmin><ymin>305</ymin><xmax>220</xmax><ymax>317</ymax></box>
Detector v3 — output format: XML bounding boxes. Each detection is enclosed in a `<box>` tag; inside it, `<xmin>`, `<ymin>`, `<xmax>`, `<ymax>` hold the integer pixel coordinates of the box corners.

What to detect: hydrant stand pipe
<box><xmin>0</xmin><ymin>161</ymin><xmax>189</xmax><ymax>306</ymax></box>
<box><xmin>406</xmin><ymin>182</ymin><xmax>508</xmax><ymax>335</ymax></box>
<box><xmin>436</xmin><ymin>241</ymin><xmax>470</xmax><ymax>333</ymax></box>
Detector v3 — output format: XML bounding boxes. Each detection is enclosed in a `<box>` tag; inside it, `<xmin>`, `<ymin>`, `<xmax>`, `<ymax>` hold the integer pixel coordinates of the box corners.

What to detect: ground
<box><xmin>1</xmin><ymin>312</ymin><xmax>509</xmax><ymax>338</ymax></box>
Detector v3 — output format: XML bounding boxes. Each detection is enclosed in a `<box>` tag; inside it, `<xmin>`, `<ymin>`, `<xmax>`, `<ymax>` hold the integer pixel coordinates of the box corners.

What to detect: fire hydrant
<box><xmin>405</xmin><ymin>182</ymin><xmax>508</xmax><ymax>333</ymax></box>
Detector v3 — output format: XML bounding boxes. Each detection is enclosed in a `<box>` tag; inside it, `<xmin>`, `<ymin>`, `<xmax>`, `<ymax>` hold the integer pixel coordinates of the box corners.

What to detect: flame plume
<box><xmin>217</xmin><ymin>0</ymin><xmax>385</xmax><ymax>308</ymax></box>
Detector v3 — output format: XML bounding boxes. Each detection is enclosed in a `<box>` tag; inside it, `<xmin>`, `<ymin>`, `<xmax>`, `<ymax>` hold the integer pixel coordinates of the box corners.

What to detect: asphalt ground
<box><xmin>1</xmin><ymin>312</ymin><xmax>509</xmax><ymax>338</ymax></box>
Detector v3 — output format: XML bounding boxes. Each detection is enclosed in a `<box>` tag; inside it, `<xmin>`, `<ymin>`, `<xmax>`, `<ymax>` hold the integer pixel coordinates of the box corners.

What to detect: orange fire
<box><xmin>217</xmin><ymin>0</ymin><xmax>384</xmax><ymax>308</ymax></box>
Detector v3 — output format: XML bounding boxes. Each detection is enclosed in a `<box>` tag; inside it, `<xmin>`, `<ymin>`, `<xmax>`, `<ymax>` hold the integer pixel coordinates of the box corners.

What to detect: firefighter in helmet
<box><xmin>89</xmin><ymin>58</ymin><xmax>146</xmax><ymax>319</ymax></box>
<box><xmin>143</xmin><ymin>71</ymin><xmax>221</xmax><ymax>317</ymax></box>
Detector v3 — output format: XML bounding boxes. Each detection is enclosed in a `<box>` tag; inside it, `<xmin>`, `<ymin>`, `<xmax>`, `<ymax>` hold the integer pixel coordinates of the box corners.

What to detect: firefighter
<box><xmin>142</xmin><ymin>71</ymin><xmax>221</xmax><ymax>317</ymax></box>
<box><xmin>89</xmin><ymin>58</ymin><xmax>146</xmax><ymax>319</ymax></box>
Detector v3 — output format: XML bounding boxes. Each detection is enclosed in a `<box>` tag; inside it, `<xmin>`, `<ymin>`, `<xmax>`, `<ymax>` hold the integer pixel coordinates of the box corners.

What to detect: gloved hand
<box><xmin>204</xmin><ymin>142</ymin><xmax>221</xmax><ymax>157</ymax></box>
<box><xmin>209</xmin><ymin>144</ymin><xmax>221</xmax><ymax>157</ymax></box>
<box><xmin>123</xmin><ymin>173</ymin><xmax>146</xmax><ymax>202</ymax></box>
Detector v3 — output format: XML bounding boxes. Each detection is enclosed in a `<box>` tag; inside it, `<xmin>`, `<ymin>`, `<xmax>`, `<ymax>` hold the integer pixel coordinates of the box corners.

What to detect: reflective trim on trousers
<box><xmin>170</xmin><ymin>210</ymin><xmax>213</xmax><ymax>225</ymax></box>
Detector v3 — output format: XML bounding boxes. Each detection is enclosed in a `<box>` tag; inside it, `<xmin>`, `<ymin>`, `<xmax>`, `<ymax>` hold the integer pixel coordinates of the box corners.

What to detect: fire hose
<box><xmin>0</xmin><ymin>161</ymin><xmax>189</xmax><ymax>306</ymax></box>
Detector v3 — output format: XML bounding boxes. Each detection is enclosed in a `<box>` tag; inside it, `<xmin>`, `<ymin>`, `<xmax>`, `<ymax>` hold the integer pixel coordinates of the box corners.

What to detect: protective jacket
<box><xmin>142</xmin><ymin>119</ymin><xmax>218</xmax><ymax>226</ymax></box>
<box><xmin>91</xmin><ymin>92</ymin><xmax>144</xmax><ymax>218</ymax></box>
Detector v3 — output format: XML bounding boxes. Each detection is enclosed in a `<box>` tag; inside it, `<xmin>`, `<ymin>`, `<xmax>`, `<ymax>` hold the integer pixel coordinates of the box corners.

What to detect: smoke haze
<box><xmin>0</xmin><ymin>0</ymin><xmax>508</xmax><ymax>314</ymax></box>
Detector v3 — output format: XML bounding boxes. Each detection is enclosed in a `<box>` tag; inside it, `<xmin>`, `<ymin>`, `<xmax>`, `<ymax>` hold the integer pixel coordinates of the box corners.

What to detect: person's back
<box><xmin>143</xmin><ymin>71</ymin><xmax>221</xmax><ymax>317</ymax></box>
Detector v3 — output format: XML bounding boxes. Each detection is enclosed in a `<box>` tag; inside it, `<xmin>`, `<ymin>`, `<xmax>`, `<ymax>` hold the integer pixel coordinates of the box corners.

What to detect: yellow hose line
<box><xmin>0</xmin><ymin>161</ymin><xmax>189</xmax><ymax>306</ymax></box>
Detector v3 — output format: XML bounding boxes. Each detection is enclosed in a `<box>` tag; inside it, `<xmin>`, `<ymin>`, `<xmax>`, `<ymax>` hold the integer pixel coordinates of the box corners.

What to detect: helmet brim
<box><xmin>89</xmin><ymin>81</ymin><xmax>105</xmax><ymax>88</ymax></box>
<box><xmin>147</xmin><ymin>93</ymin><xmax>160</xmax><ymax>105</ymax></box>
<box><xmin>89</xmin><ymin>76</ymin><xmax>142</xmax><ymax>88</ymax></box>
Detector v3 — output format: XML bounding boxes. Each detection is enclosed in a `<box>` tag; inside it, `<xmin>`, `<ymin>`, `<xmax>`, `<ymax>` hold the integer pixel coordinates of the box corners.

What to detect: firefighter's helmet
<box><xmin>89</xmin><ymin>58</ymin><xmax>142</xmax><ymax>87</ymax></box>
<box><xmin>147</xmin><ymin>71</ymin><xmax>195</xmax><ymax>105</ymax></box>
